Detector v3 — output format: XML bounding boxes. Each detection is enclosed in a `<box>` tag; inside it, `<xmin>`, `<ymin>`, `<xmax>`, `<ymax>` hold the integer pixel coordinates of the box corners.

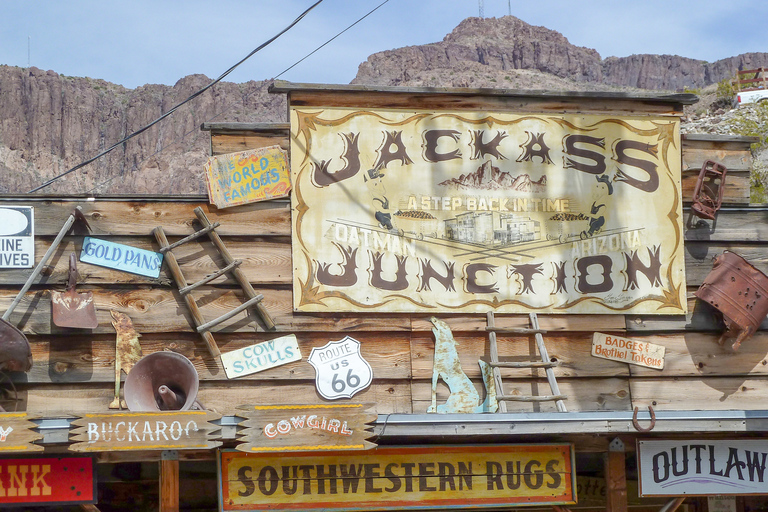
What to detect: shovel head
<box><xmin>0</xmin><ymin>318</ymin><xmax>32</xmax><ymax>372</ymax></box>
<box><xmin>51</xmin><ymin>254</ymin><xmax>98</xmax><ymax>329</ymax></box>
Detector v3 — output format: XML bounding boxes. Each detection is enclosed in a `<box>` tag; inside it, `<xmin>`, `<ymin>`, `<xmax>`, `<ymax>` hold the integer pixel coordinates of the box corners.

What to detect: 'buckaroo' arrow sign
<box><xmin>69</xmin><ymin>411</ymin><xmax>222</xmax><ymax>452</ymax></box>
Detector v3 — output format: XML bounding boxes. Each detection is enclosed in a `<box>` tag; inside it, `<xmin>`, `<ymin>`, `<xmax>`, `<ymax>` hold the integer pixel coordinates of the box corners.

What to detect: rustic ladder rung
<box><xmin>179</xmin><ymin>260</ymin><xmax>243</xmax><ymax>295</ymax></box>
<box><xmin>487</xmin><ymin>360</ymin><xmax>559</xmax><ymax>369</ymax></box>
<box><xmin>159</xmin><ymin>222</ymin><xmax>220</xmax><ymax>253</ymax></box>
<box><xmin>496</xmin><ymin>394</ymin><xmax>568</xmax><ymax>402</ymax></box>
<box><xmin>196</xmin><ymin>294</ymin><xmax>264</xmax><ymax>333</ymax></box>
<box><xmin>486</xmin><ymin>311</ymin><xmax>567</xmax><ymax>413</ymax></box>
<box><xmin>486</xmin><ymin>327</ymin><xmax>547</xmax><ymax>334</ymax></box>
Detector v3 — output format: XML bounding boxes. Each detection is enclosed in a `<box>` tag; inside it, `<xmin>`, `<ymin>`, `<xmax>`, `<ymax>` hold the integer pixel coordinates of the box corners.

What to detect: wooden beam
<box><xmin>605</xmin><ymin>438</ymin><xmax>628</xmax><ymax>512</ymax></box>
<box><xmin>160</xmin><ymin>453</ymin><xmax>179</xmax><ymax>512</ymax></box>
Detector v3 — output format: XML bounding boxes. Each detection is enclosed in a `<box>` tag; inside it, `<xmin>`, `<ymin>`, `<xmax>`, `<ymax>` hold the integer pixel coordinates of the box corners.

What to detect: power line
<box><xmin>28</xmin><ymin>0</ymin><xmax>324</xmax><ymax>194</ymax></box>
<box><xmin>85</xmin><ymin>0</ymin><xmax>392</xmax><ymax>196</ymax></box>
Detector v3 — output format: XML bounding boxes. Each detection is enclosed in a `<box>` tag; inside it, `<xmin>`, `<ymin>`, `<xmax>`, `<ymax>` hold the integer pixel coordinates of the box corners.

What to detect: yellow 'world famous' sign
<box><xmin>290</xmin><ymin>107</ymin><xmax>686</xmax><ymax>314</ymax></box>
<box><xmin>205</xmin><ymin>145</ymin><xmax>290</xmax><ymax>208</ymax></box>
<box><xmin>220</xmin><ymin>445</ymin><xmax>575</xmax><ymax>510</ymax></box>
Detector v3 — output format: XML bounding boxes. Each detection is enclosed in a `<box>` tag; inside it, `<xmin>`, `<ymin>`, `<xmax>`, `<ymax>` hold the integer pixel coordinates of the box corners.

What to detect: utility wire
<box><xmin>85</xmin><ymin>0</ymin><xmax>391</xmax><ymax>195</ymax></box>
<box><xmin>29</xmin><ymin>0</ymin><xmax>323</xmax><ymax>194</ymax></box>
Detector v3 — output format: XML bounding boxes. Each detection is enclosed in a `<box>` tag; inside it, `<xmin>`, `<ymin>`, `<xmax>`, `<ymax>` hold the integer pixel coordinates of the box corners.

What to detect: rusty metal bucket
<box><xmin>51</xmin><ymin>253</ymin><xmax>97</xmax><ymax>329</ymax></box>
<box><xmin>695</xmin><ymin>251</ymin><xmax>768</xmax><ymax>350</ymax></box>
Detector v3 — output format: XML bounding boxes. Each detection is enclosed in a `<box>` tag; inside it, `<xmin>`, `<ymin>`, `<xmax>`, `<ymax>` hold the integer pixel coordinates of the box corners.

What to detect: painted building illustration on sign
<box><xmin>290</xmin><ymin>107</ymin><xmax>686</xmax><ymax>314</ymax></box>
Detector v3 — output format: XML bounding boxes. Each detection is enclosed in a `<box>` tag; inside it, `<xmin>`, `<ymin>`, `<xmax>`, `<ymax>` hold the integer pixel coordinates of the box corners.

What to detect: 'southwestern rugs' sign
<box><xmin>205</xmin><ymin>145</ymin><xmax>291</xmax><ymax>208</ymax></box>
<box><xmin>591</xmin><ymin>332</ymin><xmax>665</xmax><ymax>369</ymax></box>
<box><xmin>221</xmin><ymin>335</ymin><xmax>302</xmax><ymax>379</ymax></box>
<box><xmin>0</xmin><ymin>206</ymin><xmax>33</xmax><ymax>268</ymax></box>
<box><xmin>638</xmin><ymin>439</ymin><xmax>768</xmax><ymax>496</ymax></box>
<box><xmin>220</xmin><ymin>444</ymin><xmax>575</xmax><ymax>510</ymax></box>
<box><xmin>80</xmin><ymin>237</ymin><xmax>163</xmax><ymax>278</ymax></box>
<box><xmin>235</xmin><ymin>403</ymin><xmax>376</xmax><ymax>453</ymax></box>
<box><xmin>0</xmin><ymin>456</ymin><xmax>95</xmax><ymax>506</ymax></box>
<box><xmin>290</xmin><ymin>106</ymin><xmax>686</xmax><ymax>314</ymax></box>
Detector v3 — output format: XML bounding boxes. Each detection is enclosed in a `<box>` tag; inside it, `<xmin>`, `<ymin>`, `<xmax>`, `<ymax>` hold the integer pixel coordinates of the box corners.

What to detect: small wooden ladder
<box><xmin>485</xmin><ymin>311</ymin><xmax>567</xmax><ymax>412</ymax></box>
<box><xmin>153</xmin><ymin>207</ymin><xmax>275</xmax><ymax>360</ymax></box>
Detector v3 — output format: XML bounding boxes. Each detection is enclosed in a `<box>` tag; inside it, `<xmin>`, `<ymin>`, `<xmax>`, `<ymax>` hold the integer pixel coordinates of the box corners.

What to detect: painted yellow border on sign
<box><xmin>220</xmin><ymin>444</ymin><xmax>576</xmax><ymax>510</ymax></box>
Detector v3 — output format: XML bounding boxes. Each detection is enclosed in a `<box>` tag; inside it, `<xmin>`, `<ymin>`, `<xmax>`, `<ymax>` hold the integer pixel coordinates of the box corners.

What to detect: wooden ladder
<box><xmin>485</xmin><ymin>311</ymin><xmax>567</xmax><ymax>412</ymax></box>
<box><xmin>153</xmin><ymin>207</ymin><xmax>275</xmax><ymax>360</ymax></box>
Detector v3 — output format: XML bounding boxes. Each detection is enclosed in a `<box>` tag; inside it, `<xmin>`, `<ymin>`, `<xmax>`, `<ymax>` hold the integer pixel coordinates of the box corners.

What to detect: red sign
<box><xmin>0</xmin><ymin>456</ymin><xmax>95</xmax><ymax>506</ymax></box>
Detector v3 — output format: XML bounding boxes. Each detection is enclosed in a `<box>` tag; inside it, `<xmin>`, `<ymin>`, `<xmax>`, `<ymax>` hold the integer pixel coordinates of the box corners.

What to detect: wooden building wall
<box><xmin>0</xmin><ymin>131</ymin><xmax>762</xmax><ymax>421</ymax></box>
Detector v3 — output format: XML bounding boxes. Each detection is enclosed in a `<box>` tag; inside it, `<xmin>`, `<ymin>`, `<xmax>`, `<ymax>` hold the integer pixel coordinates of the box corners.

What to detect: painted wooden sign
<box><xmin>235</xmin><ymin>403</ymin><xmax>376</xmax><ymax>453</ymax></box>
<box><xmin>290</xmin><ymin>106</ymin><xmax>686</xmax><ymax>314</ymax></box>
<box><xmin>0</xmin><ymin>206</ymin><xmax>33</xmax><ymax>268</ymax></box>
<box><xmin>205</xmin><ymin>145</ymin><xmax>291</xmax><ymax>208</ymax></box>
<box><xmin>69</xmin><ymin>411</ymin><xmax>222</xmax><ymax>452</ymax></box>
<box><xmin>220</xmin><ymin>444</ymin><xmax>575</xmax><ymax>511</ymax></box>
<box><xmin>80</xmin><ymin>237</ymin><xmax>163</xmax><ymax>278</ymax></box>
<box><xmin>591</xmin><ymin>332</ymin><xmax>665</xmax><ymax>369</ymax></box>
<box><xmin>638</xmin><ymin>439</ymin><xmax>768</xmax><ymax>496</ymax></box>
<box><xmin>308</xmin><ymin>337</ymin><xmax>373</xmax><ymax>400</ymax></box>
<box><xmin>221</xmin><ymin>335</ymin><xmax>301</xmax><ymax>379</ymax></box>
<box><xmin>0</xmin><ymin>456</ymin><xmax>95</xmax><ymax>506</ymax></box>
<box><xmin>0</xmin><ymin>413</ymin><xmax>43</xmax><ymax>452</ymax></box>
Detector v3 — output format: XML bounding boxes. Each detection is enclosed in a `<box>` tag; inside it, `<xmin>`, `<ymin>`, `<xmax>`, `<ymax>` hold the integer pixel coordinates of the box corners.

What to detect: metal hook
<box><xmin>632</xmin><ymin>405</ymin><xmax>656</xmax><ymax>432</ymax></box>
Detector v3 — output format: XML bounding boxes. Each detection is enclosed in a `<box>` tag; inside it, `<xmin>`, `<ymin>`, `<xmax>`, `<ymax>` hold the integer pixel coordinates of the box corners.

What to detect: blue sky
<box><xmin>2</xmin><ymin>0</ymin><xmax>768</xmax><ymax>89</ymax></box>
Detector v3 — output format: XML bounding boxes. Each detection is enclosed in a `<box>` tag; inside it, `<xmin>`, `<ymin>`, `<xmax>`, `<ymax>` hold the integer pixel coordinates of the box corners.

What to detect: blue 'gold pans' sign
<box><xmin>80</xmin><ymin>237</ymin><xmax>163</xmax><ymax>278</ymax></box>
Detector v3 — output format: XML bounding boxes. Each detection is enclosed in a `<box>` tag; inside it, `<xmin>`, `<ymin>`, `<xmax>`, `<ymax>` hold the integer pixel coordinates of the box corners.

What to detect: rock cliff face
<box><xmin>353</xmin><ymin>16</ymin><xmax>768</xmax><ymax>90</ymax></box>
<box><xmin>0</xmin><ymin>66</ymin><xmax>283</xmax><ymax>194</ymax></box>
<box><xmin>2</xmin><ymin>15</ymin><xmax>766</xmax><ymax>195</ymax></box>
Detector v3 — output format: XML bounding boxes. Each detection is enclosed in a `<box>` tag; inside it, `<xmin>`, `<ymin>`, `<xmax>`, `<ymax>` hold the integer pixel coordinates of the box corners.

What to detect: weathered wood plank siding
<box><xmin>0</xmin><ymin>130</ymin><xmax>761</xmax><ymax>418</ymax></box>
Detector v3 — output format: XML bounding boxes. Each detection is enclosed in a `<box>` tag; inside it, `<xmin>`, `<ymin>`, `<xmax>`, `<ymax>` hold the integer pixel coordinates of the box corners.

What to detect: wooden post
<box><xmin>605</xmin><ymin>438</ymin><xmax>628</xmax><ymax>512</ymax></box>
<box><xmin>160</xmin><ymin>451</ymin><xmax>179</xmax><ymax>512</ymax></box>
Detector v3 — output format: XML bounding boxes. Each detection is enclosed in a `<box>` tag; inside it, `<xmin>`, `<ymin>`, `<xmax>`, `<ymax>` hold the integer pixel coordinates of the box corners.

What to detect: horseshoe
<box><xmin>632</xmin><ymin>405</ymin><xmax>656</xmax><ymax>432</ymax></box>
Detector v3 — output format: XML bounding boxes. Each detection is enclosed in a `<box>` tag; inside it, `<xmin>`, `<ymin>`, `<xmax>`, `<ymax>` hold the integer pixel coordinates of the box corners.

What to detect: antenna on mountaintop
<box><xmin>478</xmin><ymin>0</ymin><xmax>484</xmax><ymax>17</ymax></box>
<box><xmin>27</xmin><ymin>36</ymin><xmax>30</xmax><ymax>67</ymax></box>
<box><xmin>508</xmin><ymin>0</ymin><xmax>511</xmax><ymax>15</ymax></box>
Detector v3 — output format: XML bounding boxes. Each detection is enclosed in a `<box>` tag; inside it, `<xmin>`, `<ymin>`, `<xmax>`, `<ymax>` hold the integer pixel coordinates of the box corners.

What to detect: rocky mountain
<box><xmin>1</xmin><ymin>15</ymin><xmax>764</xmax><ymax>195</ymax></box>
<box><xmin>0</xmin><ymin>67</ymin><xmax>283</xmax><ymax>195</ymax></box>
<box><xmin>354</xmin><ymin>17</ymin><xmax>768</xmax><ymax>90</ymax></box>
<box><xmin>439</xmin><ymin>160</ymin><xmax>547</xmax><ymax>192</ymax></box>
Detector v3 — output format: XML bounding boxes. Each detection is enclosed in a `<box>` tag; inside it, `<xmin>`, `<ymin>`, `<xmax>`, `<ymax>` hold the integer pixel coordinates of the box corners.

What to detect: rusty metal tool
<box><xmin>51</xmin><ymin>253</ymin><xmax>98</xmax><ymax>329</ymax></box>
<box><xmin>0</xmin><ymin>206</ymin><xmax>90</xmax><ymax>372</ymax></box>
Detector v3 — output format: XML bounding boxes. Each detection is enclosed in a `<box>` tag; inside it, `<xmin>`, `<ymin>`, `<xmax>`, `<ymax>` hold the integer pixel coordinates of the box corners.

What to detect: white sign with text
<box><xmin>639</xmin><ymin>440</ymin><xmax>768</xmax><ymax>496</ymax></box>
<box><xmin>308</xmin><ymin>337</ymin><xmax>373</xmax><ymax>400</ymax></box>
<box><xmin>592</xmin><ymin>332</ymin><xmax>665</xmax><ymax>369</ymax></box>
<box><xmin>0</xmin><ymin>206</ymin><xmax>34</xmax><ymax>268</ymax></box>
<box><xmin>221</xmin><ymin>335</ymin><xmax>301</xmax><ymax>379</ymax></box>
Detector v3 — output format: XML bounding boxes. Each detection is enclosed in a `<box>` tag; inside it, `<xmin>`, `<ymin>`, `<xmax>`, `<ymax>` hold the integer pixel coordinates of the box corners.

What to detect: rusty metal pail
<box><xmin>695</xmin><ymin>251</ymin><xmax>768</xmax><ymax>350</ymax></box>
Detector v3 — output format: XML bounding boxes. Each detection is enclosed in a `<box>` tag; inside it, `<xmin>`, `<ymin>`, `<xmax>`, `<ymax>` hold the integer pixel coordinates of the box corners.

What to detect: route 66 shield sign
<box><xmin>308</xmin><ymin>336</ymin><xmax>373</xmax><ymax>400</ymax></box>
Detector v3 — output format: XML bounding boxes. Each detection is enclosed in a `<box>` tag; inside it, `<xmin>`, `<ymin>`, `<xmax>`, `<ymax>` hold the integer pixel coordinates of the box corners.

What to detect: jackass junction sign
<box><xmin>290</xmin><ymin>105</ymin><xmax>686</xmax><ymax>314</ymax></box>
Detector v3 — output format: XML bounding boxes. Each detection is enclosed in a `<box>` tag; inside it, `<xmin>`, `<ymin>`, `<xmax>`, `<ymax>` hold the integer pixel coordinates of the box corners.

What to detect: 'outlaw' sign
<box><xmin>638</xmin><ymin>439</ymin><xmax>768</xmax><ymax>496</ymax></box>
<box><xmin>235</xmin><ymin>403</ymin><xmax>376</xmax><ymax>453</ymax></box>
<box><xmin>220</xmin><ymin>444</ymin><xmax>575</xmax><ymax>511</ymax></box>
<box><xmin>69</xmin><ymin>411</ymin><xmax>222</xmax><ymax>452</ymax></box>
<box><xmin>290</xmin><ymin>105</ymin><xmax>686</xmax><ymax>314</ymax></box>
